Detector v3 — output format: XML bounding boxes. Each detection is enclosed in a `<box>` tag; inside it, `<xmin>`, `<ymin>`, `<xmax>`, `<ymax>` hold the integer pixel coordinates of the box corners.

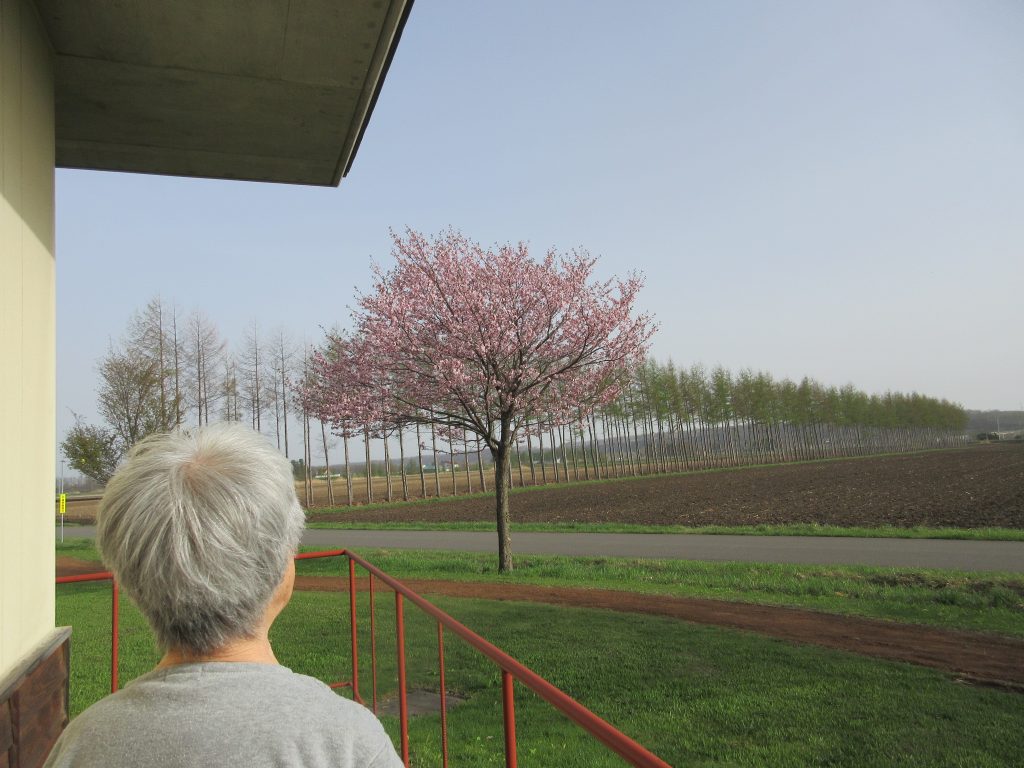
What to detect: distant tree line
<box><xmin>64</xmin><ymin>298</ymin><xmax>969</xmax><ymax>497</ymax></box>
<box><xmin>596</xmin><ymin>361</ymin><xmax>968</xmax><ymax>473</ymax></box>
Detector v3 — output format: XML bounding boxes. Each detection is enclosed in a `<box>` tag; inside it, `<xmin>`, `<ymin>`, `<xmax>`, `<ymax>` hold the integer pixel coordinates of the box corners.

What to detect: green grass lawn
<box><xmin>295</xmin><ymin>548</ymin><xmax>1024</xmax><ymax>639</ymax></box>
<box><xmin>56</xmin><ymin>581</ymin><xmax>1024</xmax><ymax>767</ymax></box>
<box><xmin>59</xmin><ymin>540</ymin><xmax>1024</xmax><ymax>638</ymax></box>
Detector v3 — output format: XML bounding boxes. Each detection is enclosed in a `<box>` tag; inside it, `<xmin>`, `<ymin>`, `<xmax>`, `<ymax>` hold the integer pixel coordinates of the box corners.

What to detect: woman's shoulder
<box><xmin>158</xmin><ymin>663</ymin><xmax>379</xmax><ymax>724</ymax></box>
<box><xmin>45</xmin><ymin>663</ymin><xmax>397</xmax><ymax>767</ymax></box>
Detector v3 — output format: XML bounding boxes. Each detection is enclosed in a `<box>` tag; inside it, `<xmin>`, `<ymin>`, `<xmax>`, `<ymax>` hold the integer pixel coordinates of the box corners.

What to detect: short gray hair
<box><xmin>96</xmin><ymin>423</ymin><xmax>305</xmax><ymax>655</ymax></box>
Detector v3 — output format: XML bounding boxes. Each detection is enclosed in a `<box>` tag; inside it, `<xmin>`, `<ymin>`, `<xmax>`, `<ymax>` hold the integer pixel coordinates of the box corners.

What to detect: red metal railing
<box><xmin>57</xmin><ymin>550</ymin><xmax>671</xmax><ymax>767</ymax></box>
<box><xmin>55</xmin><ymin>570</ymin><xmax>120</xmax><ymax>693</ymax></box>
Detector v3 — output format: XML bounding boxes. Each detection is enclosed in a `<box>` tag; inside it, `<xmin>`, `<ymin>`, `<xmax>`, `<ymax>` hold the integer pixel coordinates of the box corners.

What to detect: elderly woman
<box><xmin>46</xmin><ymin>424</ymin><xmax>403</xmax><ymax>768</ymax></box>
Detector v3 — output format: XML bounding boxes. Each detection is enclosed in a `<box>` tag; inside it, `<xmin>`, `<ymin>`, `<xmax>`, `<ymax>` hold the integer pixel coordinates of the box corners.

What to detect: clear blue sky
<box><xmin>56</xmin><ymin>0</ymin><xmax>1024</xmax><ymax>451</ymax></box>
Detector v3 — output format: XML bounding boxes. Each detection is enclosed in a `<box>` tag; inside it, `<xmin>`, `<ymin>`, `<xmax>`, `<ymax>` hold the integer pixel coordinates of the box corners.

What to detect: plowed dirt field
<box><xmin>316</xmin><ymin>444</ymin><xmax>1024</xmax><ymax>528</ymax></box>
<box><xmin>62</xmin><ymin>444</ymin><xmax>1024</xmax><ymax>529</ymax></box>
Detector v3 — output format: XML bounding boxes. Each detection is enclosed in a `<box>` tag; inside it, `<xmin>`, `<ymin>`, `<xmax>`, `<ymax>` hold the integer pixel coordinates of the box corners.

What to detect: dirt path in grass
<box><xmin>56</xmin><ymin>557</ymin><xmax>109</xmax><ymax>577</ymax></box>
<box><xmin>290</xmin><ymin>575</ymin><xmax>1024</xmax><ymax>692</ymax></box>
<box><xmin>55</xmin><ymin>557</ymin><xmax>1022</xmax><ymax>690</ymax></box>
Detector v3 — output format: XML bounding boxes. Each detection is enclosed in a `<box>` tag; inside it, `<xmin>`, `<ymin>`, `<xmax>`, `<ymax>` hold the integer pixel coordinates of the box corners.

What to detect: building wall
<box><xmin>0</xmin><ymin>0</ymin><xmax>56</xmax><ymax>677</ymax></box>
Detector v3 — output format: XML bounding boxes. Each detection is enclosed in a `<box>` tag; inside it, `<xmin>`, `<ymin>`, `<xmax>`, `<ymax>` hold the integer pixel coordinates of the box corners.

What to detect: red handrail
<box><xmin>57</xmin><ymin>550</ymin><xmax>671</xmax><ymax>767</ymax></box>
<box><xmin>343</xmin><ymin>549</ymin><xmax>672</xmax><ymax>767</ymax></box>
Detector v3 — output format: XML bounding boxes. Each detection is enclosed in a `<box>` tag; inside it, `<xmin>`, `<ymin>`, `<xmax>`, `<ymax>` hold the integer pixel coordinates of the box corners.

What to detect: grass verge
<box><xmin>57</xmin><ymin>541</ymin><xmax>1024</xmax><ymax>638</ymax></box>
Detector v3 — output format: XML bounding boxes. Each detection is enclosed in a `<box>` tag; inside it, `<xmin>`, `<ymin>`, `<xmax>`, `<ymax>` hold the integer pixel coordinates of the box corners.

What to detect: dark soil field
<box><xmin>316</xmin><ymin>444</ymin><xmax>1024</xmax><ymax>529</ymax></box>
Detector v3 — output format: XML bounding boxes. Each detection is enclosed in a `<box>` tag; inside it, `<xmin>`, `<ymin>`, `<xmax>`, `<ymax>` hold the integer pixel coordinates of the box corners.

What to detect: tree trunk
<box><xmin>383</xmin><ymin>429</ymin><xmax>393</xmax><ymax>502</ymax></box>
<box><xmin>172</xmin><ymin>308</ymin><xmax>181</xmax><ymax>427</ymax></box>
<box><xmin>273</xmin><ymin>375</ymin><xmax>282</xmax><ymax>449</ymax></box>
<box><xmin>526</xmin><ymin>428</ymin><xmax>537</xmax><ymax>484</ymax></box>
<box><xmin>538</xmin><ymin>427</ymin><xmax>548</xmax><ymax>483</ymax></box>
<box><xmin>416</xmin><ymin>422</ymin><xmax>426</xmax><ymax>498</ymax></box>
<box><xmin>303</xmin><ymin>413</ymin><xmax>313</xmax><ymax>507</ymax></box>
<box><xmin>548</xmin><ymin>427</ymin><xmax>560</xmax><ymax>482</ymax></box>
<box><xmin>280</xmin><ymin>345</ymin><xmax>289</xmax><ymax>458</ymax></box>
<box><xmin>431</xmin><ymin>422</ymin><xmax>441</xmax><ymax>497</ymax></box>
<box><xmin>321</xmin><ymin>420</ymin><xmax>334</xmax><ymax>506</ymax></box>
<box><xmin>579</xmin><ymin>417</ymin><xmax>590</xmax><ymax>480</ymax></box>
<box><xmin>398</xmin><ymin>426</ymin><xmax>409</xmax><ymax>501</ymax></box>
<box><xmin>449</xmin><ymin>420</ymin><xmax>458</xmax><ymax>496</ymax></box>
<box><xmin>477</xmin><ymin>437</ymin><xmax>487</xmax><ymax>491</ymax></box>
<box><xmin>515</xmin><ymin>440</ymin><xmax>525</xmax><ymax>487</ymax></box>
<box><xmin>559</xmin><ymin>426</ymin><xmax>570</xmax><ymax>481</ymax></box>
<box><xmin>364</xmin><ymin>426</ymin><xmax>373</xmax><ymax>503</ymax></box>
<box><xmin>570</xmin><ymin>422</ymin><xmax>580</xmax><ymax>479</ymax></box>
<box><xmin>590</xmin><ymin>414</ymin><xmax>602</xmax><ymax>478</ymax></box>
<box><xmin>343</xmin><ymin>429</ymin><xmax>353</xmax><ymax>506</ymax></box>
<box><xmin>493</xmin><ymin>440</ymin><xmax>513</xmax><ymax>573</ymax></box>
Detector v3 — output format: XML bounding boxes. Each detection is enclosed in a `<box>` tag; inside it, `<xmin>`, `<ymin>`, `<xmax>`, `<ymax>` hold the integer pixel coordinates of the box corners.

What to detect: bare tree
<box><xmin>128</xmin><ymin>297</ymin><xmax>185</xmax><ymax>427</ymax></box>
<box><xmin>221</xmin><ymin>356</ymin><xmax>242</xmax><ymax>421</ymax></box>
<box><xmin>98</xmin><ymin>344</ymin><xmax>173</xmax><ymax>446</ymax></box>
<box><xmin>273</xmin><ymin>330</ymin><xmax>295</xmax><ymax>457</ymax></box>
<box><xmin>63</xmin><ymin>336</ymin><xmax>178</xmax><ymax>483</ymax></box>
<box><xmin>241</xmin><ymin>320</ymin><xmax>266</xmax><ymax>431</ymax></box>
<box><xmin>186</xmin><ymin>312</ymin><xmax>225</xmax><ymax>425</ymax></box>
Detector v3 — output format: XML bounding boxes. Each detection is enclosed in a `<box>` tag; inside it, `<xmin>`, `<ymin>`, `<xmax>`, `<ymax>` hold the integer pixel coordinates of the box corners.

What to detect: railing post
<box><xmin>502</xmin><ymin>670</ymin><xmax>517</xmax><ymax>768</ymax></box>
<box><xmin>348</xmin><ymin>558</ymin><xmax>360</xmax><ymax>703</ymax></box>
<box><xmin>369</xmin><ymin>573</ymin><xmax>378</xmax><ymax>714</ymax></box>
<box><xmin>111</xmin><ymin>580</ymin><xmax>120</xmax><ymax>693</ymax></box>
<box><xmin>438</xmin><ymin>623</ymin><xmax>449</xmax><ymax>768</ymax></box>
<box><xmin>395</xmin><ymin>592</ymin><xmax>410</xmax><ymax>767</ymax></box>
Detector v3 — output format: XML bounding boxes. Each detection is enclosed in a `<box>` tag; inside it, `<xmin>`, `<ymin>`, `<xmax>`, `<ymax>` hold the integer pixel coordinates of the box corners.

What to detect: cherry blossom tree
<box><xmin>305</xmin><ymin>229</ymin><xmax>655</xmax><ymax>571</ymax></box>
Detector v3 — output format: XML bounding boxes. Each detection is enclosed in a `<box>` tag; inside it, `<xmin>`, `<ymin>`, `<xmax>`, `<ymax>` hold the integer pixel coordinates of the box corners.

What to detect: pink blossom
<box><xmin>304</xmin><ymin>228</ymin><xmax>655</xmax><ymax>449</ymax></box>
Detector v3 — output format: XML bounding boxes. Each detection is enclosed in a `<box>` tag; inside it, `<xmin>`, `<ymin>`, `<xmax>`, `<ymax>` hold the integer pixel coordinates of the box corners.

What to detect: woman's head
<box><xmin>96</xmin><ymin>423</ymin><xmax>305</xmax><ymax>655</ymax></box>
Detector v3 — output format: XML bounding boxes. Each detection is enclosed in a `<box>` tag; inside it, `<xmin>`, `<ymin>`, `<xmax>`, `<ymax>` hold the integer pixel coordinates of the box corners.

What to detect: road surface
<box><xmin>58</xmin><ymin>526</ymin><xmax>1024</xmax><ymax>572</ymax></box>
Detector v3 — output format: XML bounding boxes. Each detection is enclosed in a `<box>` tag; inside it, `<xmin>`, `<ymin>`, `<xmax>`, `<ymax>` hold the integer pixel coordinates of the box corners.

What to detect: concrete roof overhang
<box><xmin>32</xmin><ymin>0</ymin><xmax>413</xmax><ymax>186</ymax></box>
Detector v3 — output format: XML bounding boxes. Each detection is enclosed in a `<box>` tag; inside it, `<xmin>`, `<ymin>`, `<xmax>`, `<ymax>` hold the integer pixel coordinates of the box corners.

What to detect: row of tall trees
<box><xmin>602</xmin><ymin>361</ymin><xmax>969</xmax><ymax>471</ymax></box>
<box><xmin>293</xmin><ymin>363</ymin><xmax>968</xmax><ymax>506</ymax></box>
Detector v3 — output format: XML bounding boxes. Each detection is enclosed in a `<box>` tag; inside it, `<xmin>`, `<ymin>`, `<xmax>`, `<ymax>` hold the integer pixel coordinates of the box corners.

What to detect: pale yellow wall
<box><xmin>0</xmin><ymin>0</ymin><xmax>56</xmax><ymax>676</ymax></box>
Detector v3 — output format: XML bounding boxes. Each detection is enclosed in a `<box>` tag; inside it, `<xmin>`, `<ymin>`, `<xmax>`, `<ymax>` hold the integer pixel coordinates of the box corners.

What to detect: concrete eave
<box><xmin>33</xmin><ymin>0</ymin><xmax>414</xmax><ymax>186</ymax></box>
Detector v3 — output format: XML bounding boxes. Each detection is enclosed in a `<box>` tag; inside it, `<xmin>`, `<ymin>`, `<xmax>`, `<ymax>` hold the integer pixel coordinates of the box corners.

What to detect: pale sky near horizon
<box><xmin>56</xmin><ymin>0</ymin><xmax>1024</xmax><ymax>460</ymax></box>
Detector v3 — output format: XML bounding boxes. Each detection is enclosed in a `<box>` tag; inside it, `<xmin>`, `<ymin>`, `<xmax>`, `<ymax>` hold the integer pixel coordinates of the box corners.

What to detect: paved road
<box><xmin>59</xmin><ymin>526</ymin><xmax>1024</xmax><ymax>572</ymax></box>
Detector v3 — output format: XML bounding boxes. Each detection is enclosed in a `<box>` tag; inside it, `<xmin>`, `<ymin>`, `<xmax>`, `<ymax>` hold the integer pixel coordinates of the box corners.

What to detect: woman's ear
<box><xmin>267</xmin><ymin>557</ymin><xmax>296</xmax><ymax>625</ymax></box>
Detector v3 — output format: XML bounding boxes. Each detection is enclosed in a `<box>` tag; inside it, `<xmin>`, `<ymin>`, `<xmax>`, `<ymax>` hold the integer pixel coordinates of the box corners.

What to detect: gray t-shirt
<box><xmin>44</xmin><ymin>662</ymin><xmax>404</xmax><ymax>768</ymax></box>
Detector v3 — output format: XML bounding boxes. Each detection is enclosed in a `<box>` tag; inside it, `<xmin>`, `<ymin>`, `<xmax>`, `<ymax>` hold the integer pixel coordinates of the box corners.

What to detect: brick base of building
<box><xmin>0</xmin><ymin>628</ymin><xmax>71</xmax><ymax>768</ymax></box>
